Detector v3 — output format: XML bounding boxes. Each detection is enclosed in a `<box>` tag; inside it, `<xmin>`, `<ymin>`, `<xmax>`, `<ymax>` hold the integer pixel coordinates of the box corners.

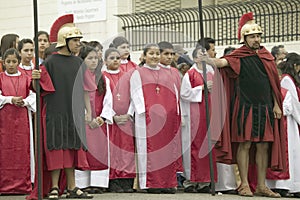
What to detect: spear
<box><xmin>33</xmin><ymin>0</ymin><xmax>42</xmax><ymax>199</ymax></box>
<box><xmin>198</xmin><ymin>0</ymin><xmax>215</xmax><ymax>196</ymax></box>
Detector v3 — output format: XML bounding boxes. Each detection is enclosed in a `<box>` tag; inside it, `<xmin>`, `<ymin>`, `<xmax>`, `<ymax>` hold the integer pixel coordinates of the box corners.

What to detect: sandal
<box><xmin>254</xmin><ymin>186</ymin><xmax>281</xmax><ymax>198</ymax></box>
<box><xmin>66</xmin><ymin>187</ymin><xmax>93</xmax><ymax>199</ymax></box>
<box><xmin>237</xmin><ymin>185</ymin><xmax>253</xmax><ymax>197</ymax></box>
<box><xmin>48</xmin><ymin>187</ymin><xmax>59</xmax><ymax>200</ymax></box>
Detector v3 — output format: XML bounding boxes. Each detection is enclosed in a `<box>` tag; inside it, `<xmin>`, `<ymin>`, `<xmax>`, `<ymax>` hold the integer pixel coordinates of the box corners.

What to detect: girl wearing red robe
<box><xmin>0</xmin><ymin>48</ymin><xmax>36</xmax><ymax>194</ymax></box>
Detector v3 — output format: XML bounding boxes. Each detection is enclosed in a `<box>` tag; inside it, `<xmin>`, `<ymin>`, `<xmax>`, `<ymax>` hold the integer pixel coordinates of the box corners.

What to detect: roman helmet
<box><xmin>49</xmin><ymin>14</ymin><xmax>83</xmax><ymax>48</ymax></box>
<box><xmin>238</xmin><ymin>12</ymin><xmax>263</xmax><ymax>44</ymax></box>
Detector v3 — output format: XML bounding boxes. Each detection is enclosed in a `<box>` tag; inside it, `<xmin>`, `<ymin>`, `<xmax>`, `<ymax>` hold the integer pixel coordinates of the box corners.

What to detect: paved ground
<box><xmin>0</xmin><ymin>191</ymin><xmax>292</xmax><ymax>200</ymax></box>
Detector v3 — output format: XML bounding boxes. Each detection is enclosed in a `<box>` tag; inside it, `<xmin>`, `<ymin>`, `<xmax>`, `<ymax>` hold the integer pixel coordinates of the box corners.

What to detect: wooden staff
<box><xmin>198</xmin><ymin>0</ymin><xmax>215</xmax><ymax>196</ymax></box>
<box><xmin>33</xmin><ymin>1</ymin><xmax>42</xmax><ymax>199</ymax></box>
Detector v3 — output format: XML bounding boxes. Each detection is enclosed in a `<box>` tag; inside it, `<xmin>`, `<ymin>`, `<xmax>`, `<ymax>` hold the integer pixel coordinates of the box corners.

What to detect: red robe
<box><xmin>83</xmin><ymin>69</ymin><xmax>108</xmax><ymax>171</ymax></box>
<box><xmin>131</xmin><ymin>66</ymin><xmax>181</xmax><ymax>189</ymax></box>
<box><xmin>103</xmin><ymin>70</ymin><xmax>135</xmax><ymax>179</ymax></box>
<box><xmin>214</xmin><ymin>45</ymin><xmax>287</xmax><ymax>172</ymax></box>
<box><xmin>0</xmin><ymin>72</ymin><xmax>32</xmax><ymax>194</ymax></box>
<box><xmin>180</xmin><ymin>66</ymin><xmax>217</xmax><ymax>182</ymax></box>
<box><xmin>159</xmin><ymin>64</ymin><xmax>182</xmax><ymax>172</ymax></box>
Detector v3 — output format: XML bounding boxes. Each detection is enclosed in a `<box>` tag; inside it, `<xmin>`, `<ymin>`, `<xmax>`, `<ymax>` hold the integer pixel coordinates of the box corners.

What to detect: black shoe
<box><xmin>184</xmin><ymin>185</ymin><xmax>197</xmax><ymax>193</ymax></box>
<box><xmin>147</xmin><ymin>188</ymin><xmax>162</xmax><ymax>194</ymax></box>
<box><xmin>220</xmin><ymin>189</ymin><xmax>238</xmax><ymax>195</ymax></box>
<box><xmin>161</xmin><ymin>188</ymin><xmax>176</xmax><ymax>194</ymax></box>
<box><xmin>92</xmin><ymin>187</ymin><xmax>104</xmax><ymax>194</ymax></box>
<box><xmin>108</xmin><ymin>180</ymin><xmax>124</xmax><ymax>193</ymax></box>
<box><xmin>120</xmin><ymin>178</ymin><xmax>134</xmax><ymax>193</ymax></box>
<box><xmin>272</xmin><ymin>189</ymin><xmax>289</xmax><ymax>197</ymax></box>
<box><xmin>197</xmin><ymin>185</ymin><xmax>211</xmax><ymax>193</ymax></box>
<box><xmin>123</xmin><ymin>188</ymin><xmax>134</xmax><ymax>193</ymax></box>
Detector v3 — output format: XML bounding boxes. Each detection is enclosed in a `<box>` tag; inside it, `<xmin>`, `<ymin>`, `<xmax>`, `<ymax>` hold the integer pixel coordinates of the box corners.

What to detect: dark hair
<box><xmin>17</xmin><ymin>38</ymin><xmax>34</xmax><ymax>52</ymax></box>
<box><xmin>279</xmin><ymin>52</ymin><xmax>300</xmax><ymax>87</ymax></box>
<box><xmin>109</xmin><ymin>36</ymin><xmax>129</xmax><ymax>48</ymax></box>
<box><xmin>2</xmin><ymin>48</ymin><xmax>21</xmax><ymax>70</ymax></box>
<box><xmin>44</xmin><ymin>43</ymin><xmax>58</xmax><ymax>59</ymax></box>
<box><xmin>157</xmin><ymin>41</ymin><xmax>174</xmax><ymax>53</ymax></box>
<box><xmin>88</xmin><ymin>41</ymin><xmax>103</xmax><ymax>50</ymax></box>
<box><xmin>81</xmin><ymin>41</ymin><xmax>89</xmax><ymax>46</ymax></box>
<box><xmin>104</xmin><ymin>48</ymin><xmax>120</xmax><ymax>61</ymax></box>
<box><xmin>271</xmin><ymin>45</ymin><xmax>285</xmax><ymax>58</ymax></box>
<box><xmin>33</xmin><ymin>31</ymin><xmax>49</xmax><ymax>42</ymax></box>
<box><xmin>178</xmin><ymin>54</ymin><xmax>194</xmax><ymax>67</ymax></box>
<box><xmin>196</xmin><ymin>37</ymin><xmax>215</xmax><ymax>50</ymax></box>
<box><xmin>78</xmin><ymin>44</ymin><xmax>97</xmax><ymax>60</ymax></box>
<box><xmin>192</xmin><ymin>46</ymin><xmax>206</xmax><ymax>59</ymax></box>
<box><xmin>0</xmin><ymin>33</ymin><xmax>19</xmax><ymax>57</ymax></box>
<box><xmin>143</xmin><ymin>43</ymin><xmax>159</xmax><ymax>56</ymax></box>
<box><xmin>223</xmin><ymin>46</ymin><xmax>236</xmax><ymax>56</ymax></box>
<box><xmin>79</xmin><ymin>44</ymin><xmax>105</xmax><ymax>95</ymax></box>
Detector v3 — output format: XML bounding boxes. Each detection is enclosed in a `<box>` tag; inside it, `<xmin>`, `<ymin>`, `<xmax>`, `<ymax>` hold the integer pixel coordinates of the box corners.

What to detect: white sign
<box><xmin>58</xmin><ymin>0</ymin><xmax>106</xmax><ymax>23</ymax></box>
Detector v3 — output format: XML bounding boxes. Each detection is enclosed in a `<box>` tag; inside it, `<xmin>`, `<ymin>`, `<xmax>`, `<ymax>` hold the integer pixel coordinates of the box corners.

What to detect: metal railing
<box><xmin>116</xmin><ymin>0</ymin><xmax>300</xmax><ymax>51</ymax></box>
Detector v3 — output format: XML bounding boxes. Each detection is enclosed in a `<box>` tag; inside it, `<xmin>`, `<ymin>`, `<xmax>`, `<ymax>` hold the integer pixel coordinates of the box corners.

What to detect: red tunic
<box><xmin>159</xmin><ymin>65</ymin><xmax>182</xmax><ymax>172</ymax></box>
<box><xmin>83</xmin><ymin>69</ymin><xmax>108</xmax><ymax>171</ymax></box>
<box><xmin>134</xmin><ymin>66</ymin><xmax>181</xmax><ymax>188</ymax></box>
<box><xmin>0</xmin><ymin>73</ymin><xmax>31</xmax><ymax>194</ymax></box>
<box><xmin>184</xmin><ymin>68</ymin><xmax>217</xmax><ymax>182</ymax></box>
<box><xmin>103</xmin><ymin>70</ymin><xmax>135</xmax><ymax>179</ymax></box>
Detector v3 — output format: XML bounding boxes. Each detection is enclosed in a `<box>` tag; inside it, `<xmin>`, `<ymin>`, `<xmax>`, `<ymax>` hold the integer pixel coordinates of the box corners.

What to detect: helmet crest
<box><xmin>49</xmin><ymin>14</ymin><xmax>74</xmax><ymax>43</ymax></box>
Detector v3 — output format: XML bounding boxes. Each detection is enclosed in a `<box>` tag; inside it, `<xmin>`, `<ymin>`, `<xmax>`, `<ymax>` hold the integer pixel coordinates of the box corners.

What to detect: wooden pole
<box><xmin>33</xmin><ymin>1</ymin><xmax>42</xmax><ymax>199</ymax></box>
<box><xmin>198</xmin><ymin>0</ymin><xmax>215</xmax><ymax>196</ymax></box>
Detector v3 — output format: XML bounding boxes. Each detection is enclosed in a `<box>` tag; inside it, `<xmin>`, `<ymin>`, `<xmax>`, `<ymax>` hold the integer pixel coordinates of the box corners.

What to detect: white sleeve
<box><xmin>0</xmin><ymin>90</ymin><xmax>13</xmax><ymax>109</ymax></box>
<box><xmin>23</xmin><ymin>90</ymin><xmax>36</xmax><ymax>112</ymax></box>
<box><xmin>127</xmin><ymin>100</ymin><xmax>135</xmax><ymax>116</ymax></box>
<box><xmin>130</xmin><ymin>70</ymin><xmax>145</xmax><ymax>115</ymax></box>
<box><xmin>101</xmin><ymin>77</ymin><xmax>114</xmax><ymax>124</ymax></box>
<box><xmin>281</xmin><ymin>76</ymin><xmax>300</xmax><ymax>124</ymax></box>
<box><xmin>281</xmin><ymin>76</ymin><xmax>297</xmax><ymax>98</ymax></box>
<box><xmin>180</xmin><ymin>72</ymin><xmax>203</xmax><ymax>102</ymax></box>
<box><xmin>207</xmin><ymin>64</ymin><xmax>215</xmax><ymax>74</ymax></box>
<box><xmin>283</xmin><ymin>91</ymin><xmax>300</xmax><ymax>125</ymax></box>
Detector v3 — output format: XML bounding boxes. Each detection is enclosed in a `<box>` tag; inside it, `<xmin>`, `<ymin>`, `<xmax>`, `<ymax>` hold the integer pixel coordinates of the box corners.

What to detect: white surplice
<box><xmin>266</xmin><ymin>75</ymin><xmax>300</xmax><ymax>193</ymax></box>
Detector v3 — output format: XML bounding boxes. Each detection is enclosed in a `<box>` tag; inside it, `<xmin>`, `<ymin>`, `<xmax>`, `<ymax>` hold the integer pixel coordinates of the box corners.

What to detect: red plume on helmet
<box><xmin>49</xmin><ymin>14</ymin><xmax>74</xmax><ymax>43</ymax></box>
<box><xmin>237</xmin><ymin>12</ymin><xmax>254</xmax><ymax>41</ymax></box>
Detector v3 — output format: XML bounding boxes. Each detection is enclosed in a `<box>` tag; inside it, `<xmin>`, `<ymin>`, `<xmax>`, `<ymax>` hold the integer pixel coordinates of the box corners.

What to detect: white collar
<box><xmin>143</xmin><ymin>64</ymin><xmax>160</xmax><ymax>70</ymax></box>
<box><xmin>19</xmin><ymin>61</ymin><xmax>34</xmax><ymax>70</ymax></box>
<box><xmin>5</xmin><ymin>71</ymin><xmax>21</xmax><ymax>76</ymax></box>
<box><xmin>158</xmin><ymin>63</ymin><xmax>171</xmax><ymax>69</ymax></box>
<box><xmin>106</xmin><ymin>69</ymin><xmax>120</xmax><ymax>74</ymax></box>
<box><xmin>120</xmin><ymin>59</ymin><xmax>128</xmax><ymax>64</ymax></box>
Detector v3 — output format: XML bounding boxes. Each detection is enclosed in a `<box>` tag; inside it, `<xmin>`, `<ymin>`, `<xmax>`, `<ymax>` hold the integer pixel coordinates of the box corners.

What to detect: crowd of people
<box><xmin>0</xmin><ymin>12</ymin><xmax>299</xmax><ymax>200</ymax></box>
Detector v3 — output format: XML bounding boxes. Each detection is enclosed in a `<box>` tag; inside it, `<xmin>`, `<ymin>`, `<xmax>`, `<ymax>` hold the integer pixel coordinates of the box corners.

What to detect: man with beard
<box><xmin>211</xmin><ymin>12</ymin><xmax>286</xmax><ymax>198</ymax></box>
